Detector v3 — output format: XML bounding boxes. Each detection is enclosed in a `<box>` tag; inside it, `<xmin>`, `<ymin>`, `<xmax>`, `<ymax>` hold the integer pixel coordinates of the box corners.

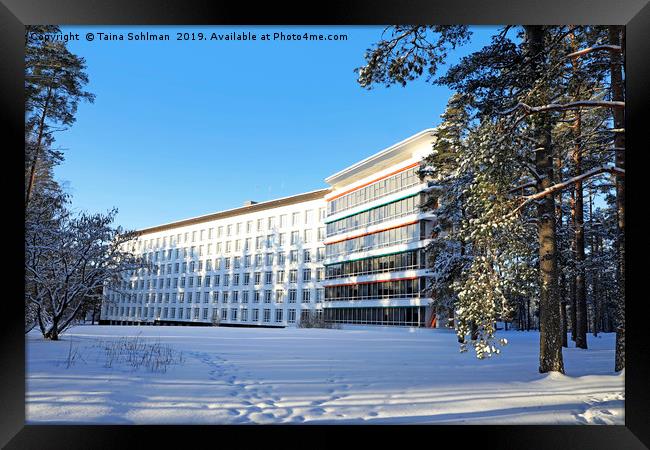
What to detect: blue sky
<box><xmin>55</xmin><ymin>26</ymin><xmax>499</xmax><ymax>230</ymax></box>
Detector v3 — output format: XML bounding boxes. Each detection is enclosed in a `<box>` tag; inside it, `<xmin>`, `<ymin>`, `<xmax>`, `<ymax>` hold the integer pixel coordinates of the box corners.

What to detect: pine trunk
<box><xmin>525</xmin><ymin>26</ymin><xmax>564</xmax><ymax>374</ymax></box>
<box><xmin>569</xmin><ymin>187</ymin><xmax>577</xmax><ymax>341</ymax></box>
<box><xmin>573</xmin><ymin>109</ymin><xmax>588</xmax><ymax>349</ymax></box>
<box><xmin>25</xmin><ymin>87</ymin><xmax>53</xmax><ymax>208</ymax></box>
<box><xmin>609</xmin><ymin>26</ymin><xmax>625</xmax><ymax>372</ymax></box>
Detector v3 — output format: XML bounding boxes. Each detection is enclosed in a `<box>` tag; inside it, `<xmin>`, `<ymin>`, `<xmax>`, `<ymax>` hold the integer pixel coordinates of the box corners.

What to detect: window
<box><xmin>223</xmin><ymin>292</ymin><xmax>229</xmax><ymax>303</ymax></box>
<box><xmin>243</xmin><ymin>272</ymin><xmax>251</xmax><ymax>285</ymax></box>
<box><xmin>246</xmin><ymin>221</ymin><xmax>253</xmax><ymax>233</ymax></box>
<box><xmin>221</xmin><ymin>308</ymin><xmax>227</xmax><ymax>320</ymax></box>
<box><xmin>316</xmin><ymin>268</ymin><xmax>324</xmax><ymax>281</ymax></box>
<box><xmin>263</xmin><ymin>309</ymin><xmax>271</xmax><ymax>323</ymax></box>
<box><xmin>254</xmin><ymin>291</ymin><xmax>261</xmax><ymax>303</ymax></box>
<box><xmin>264</xmin><ymin>290</ymin><xmax>272</xmax><ymax>303</ymax></box>
<box><xmin>233</xmin><ymin>273</ymin><xmax>240</xmax><ymax>286</ymax></box>
<box><xmin>265</xmin><ymin>253</ymin><xmax>274</xmax><ymax>266</ymax></box>
<box><xmin>225</xmin><ymin>241</ymin><xmax>231</xmax><ymax>253</ymax></box>
<box><xmin>277</xmin><ymin>252</ymin><xmax>286</xmax><ymax>265</ymax></box>
<box><xmin>268</xmin><ymin>216</ymin><xmax>275</xmax><ymax>230</ymax></box>
<box><xmin>225</xmin><ymin>258</ymin><xmax>231</xmax><ymax>270</ymax></box>
<box><xmin>275</xmin><ymin>309</ymin><xmax>283</xmax><ymax>323</ymax></box>
<box><xmin>254</xmin><ymin>272</ymin><xmax>261</xmax><ymax>285</ymax></box>
<box><xmin>303</xmin><ymin>249</ymin><xmax>311</xmax><ymax>262</ymax></box>
<box><xmin>289</xmin><ymin>269</ymin><xmax>297</xmax><ymax>283</ymax></box>
<box><xmin>277</xmin><ymin>270</ymin><xmax>285</xmax><ymax>283</ymax></box>
<box><xmin>233</xmin><ymin>291</ymin><xmax>239</xmax><ymax>303</ymax></box>
<box><xmin>203</xmin><ymin>308</ymin><xmax>208</xmax><ymax>320</ymax></box>
<box><xmin>276</xmin><ymin>289</ymin><xmax>284</xmax><ymax>304</ymax></box>
<box><xmin>303</xmin><ymin>268</ymin><xmax>311</xmax><ymax>282</ymax></box>
<box><xmin>265</xmin><ymin>271</ymin><xmax>273</xmax><ymax>284</ymax></box>
<box><xmin>288</xmin><ymin>289</ymin><xmax>297</xmax><ymax>303</ymax></box>
<box><xmin>305</xmin><ymin>209</ymin><xmax>313</xmax><ymax>224</ymax></box>
<box><xmin>253</xmin><ymin>309</ymin><xmax>260</xmax><ymax>322</ymax></box>
<box><xmin>318</xmin><ymin>227</ymin><xmax>326</xmax><ymax>241</ymax></box>
<box><xmin>242</xmin><ymin>291</ymin><xmax>249</xmax><ymax>303</ymax></box>
<box><xmin>291</xmin><ymin>212</ymin><xmax>300</xmax><ymax>226</ymax></box>
<box><xmin>278</xmin><ymin>233</ymin><xmax>286</xmax><ymax>246</ymax></box>
<box><xmin>304</xmin><ymin>229</ymin><xmax>312</xmax><ymax>243</ymax></box>
<box><xmin>224</xmin><ymin>274</ymin><xmax>230</xmax><ymax>286</ymax></box>
<box><xmin>227</xmin><ymin>224</ymin><xmax>232</xmax><ymax>236</ymax></box>
<box><xmin>241</xmin><ymin>308</ymin><xmax>248</xmax><ymax>322</ymax></box>
<box><xmin>290</xmin><ymin>250</ymin><xmax>298</xmax><ymax>263</ymax></box>
<box><xmin>291</xmin><ymin>231</ymin><xmax>299</xmax><ymax>245</ymax></box>
<box><xmin>288</xmin><ymin>309</ymin><xmax>296</xmax><ymax>323</ymax></box>
<box><xmin>279</xmin><ymin>214</ymin><xmax>287</xmax><ymax>228</ymax></box>
<box><xmin>257</xmin><ymin>218</ymin><xmax>264</xmax><ymax>232</ymax></box>
<box><xmin>302</xmin><ymin>289</ymin><xmax>311</xmax><ymax>303</ymax></box>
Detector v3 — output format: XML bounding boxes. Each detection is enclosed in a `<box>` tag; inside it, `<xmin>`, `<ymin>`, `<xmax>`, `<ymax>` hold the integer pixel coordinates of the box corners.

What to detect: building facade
<box><xmin>101</xmin><ymin>129</ymin><xmax>439</xmax><ymax>328</ymax></box>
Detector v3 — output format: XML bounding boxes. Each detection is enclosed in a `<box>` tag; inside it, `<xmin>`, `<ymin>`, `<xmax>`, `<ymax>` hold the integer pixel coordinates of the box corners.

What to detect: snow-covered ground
<box><xmin>26</xmin><ymin>325</ymin><xmax>624</xmax><ymax>424</ymax></box>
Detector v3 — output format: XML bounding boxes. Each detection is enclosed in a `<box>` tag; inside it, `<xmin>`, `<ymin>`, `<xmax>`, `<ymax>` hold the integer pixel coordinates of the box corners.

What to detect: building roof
<box><xmin>324</xmin><ymin>128</ymin><xmax>436</xmax><ymax>189</ymax></box>
<box><xmin>135</xmin><ymin>188</ymin><xmax>330</xmax><ymax>236</ymax></box>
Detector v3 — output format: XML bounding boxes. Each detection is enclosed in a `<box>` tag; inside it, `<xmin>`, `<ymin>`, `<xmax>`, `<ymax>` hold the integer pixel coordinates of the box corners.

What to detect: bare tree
<box><xmin>25</xmin><ymin>206</ymin><xmax>144</xmax><ymax>340</ymax></box>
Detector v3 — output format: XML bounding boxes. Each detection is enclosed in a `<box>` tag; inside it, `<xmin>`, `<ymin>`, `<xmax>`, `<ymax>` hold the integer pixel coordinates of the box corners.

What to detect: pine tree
<box><xmin>24</xmin><ymin>25</ymin><xmax>94</xmax><ymax>208</ymax></box>
<box><xmin>356</xmin><ymin>25</ymin><xmax>624</xmax><ymax>372</ymax></box>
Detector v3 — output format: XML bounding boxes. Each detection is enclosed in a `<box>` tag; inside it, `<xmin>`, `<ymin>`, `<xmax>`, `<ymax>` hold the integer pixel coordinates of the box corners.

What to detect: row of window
<box><xmin>327</xmin><ymin>166</ymin><xmax>421</xmax><ymax>215</ymax></box>
<box><xmin>326</xmin><ymin>194</ymin><xmax>421</xmax><ymax>238</ymax></box>
<box><xmin>324</xmin><ymin>306</ymin><xmax>426</xmax><ymax>326</ymax></box>
<box><xmin>107</xmin><ymin>305</ymin><xmax>304</xmax><ymax>324</ymax></box>
<box><xmin>324</xmin><ymin>278</ymin><xmax>425</xmax><ymax>302</ymax></box>
<box><xmin>135</xmin><ymin>209</ymin><xmax>327</xmax><ymax>252</ymax></box>
<box><xmin>325</xmin><ymin>249</ymin><xmax>425</xmax><ymax>279</ymax></box>
<box><xmin>135</xmin><ymin>229</ymin><xmax>326</xmax><ymax>263</ymax></box>
<box><xmin>119</xmin><ymin>267</ymin><xmax>325</xmax><ymax>291</ymax></box>
<box><xmin>132</xmin><ymin>248</ymin><xmax>326</xmax><ymax>278</ymax></box>
<box><xmin>324</xmin><ymin>223</ymin><xmax>420</xmax><ymax>259</ymax></box>
<box><xmin>109</xmin><ymin>288</ymin><xmax>325</xmax><ymax>305</ymax></box>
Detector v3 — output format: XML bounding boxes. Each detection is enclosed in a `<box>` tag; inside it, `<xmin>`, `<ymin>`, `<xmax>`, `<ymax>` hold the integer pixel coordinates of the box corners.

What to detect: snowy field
<box><xmin>26</xmin><ymin>325</ymin><xmax>624</xmax><ymax>424</ymax></box>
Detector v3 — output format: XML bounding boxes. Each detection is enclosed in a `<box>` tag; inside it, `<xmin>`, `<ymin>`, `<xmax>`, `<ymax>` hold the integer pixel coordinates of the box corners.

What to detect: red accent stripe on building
<box><xmin>325</xmin><ymin>220</ymin><xmax>420</xmax><ymax>245</ymax></box>
<box><xmin>325</xmin><ymin>276</ymin><xmax>419</xmax><ymax>288</ymax></box>
<box><xmin>326</xmin><ymin>161</ymin><xmax>421</xmax><ymax>202</ymax></box>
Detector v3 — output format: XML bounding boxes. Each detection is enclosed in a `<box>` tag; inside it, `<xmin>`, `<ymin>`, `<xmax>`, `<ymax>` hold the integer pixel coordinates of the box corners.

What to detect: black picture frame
<box><xmin>2</xmin><ymin>0</ymin><xmax>648</xmax><ymax>448</ymax></box>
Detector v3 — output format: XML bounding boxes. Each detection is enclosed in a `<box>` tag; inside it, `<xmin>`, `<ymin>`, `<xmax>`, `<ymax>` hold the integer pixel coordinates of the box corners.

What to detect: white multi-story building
<box><xmin>101</xmin><ymin>129</ymin><xmax>439</xmax><ymax>327</ymax></box>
